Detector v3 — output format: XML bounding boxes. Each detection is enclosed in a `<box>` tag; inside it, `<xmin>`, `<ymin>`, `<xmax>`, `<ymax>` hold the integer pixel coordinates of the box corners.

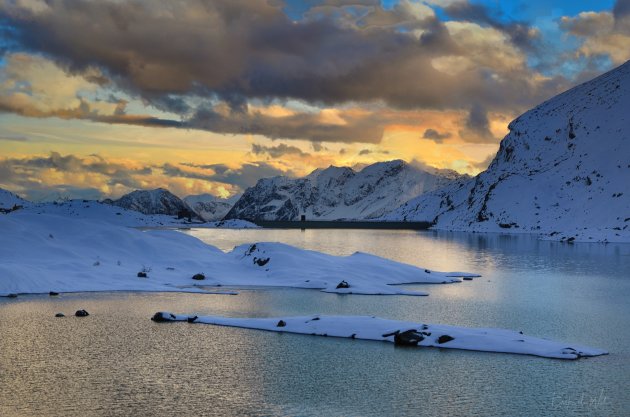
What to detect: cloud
<box><xmin>458</xmin><ymin>104</ymin><xmax>496</xmax><ymax>143</ymax></box>
<box><xmin>614</xmin><ymin>0</ymin><xmax>630</xmax><ymax>20</ymax></box>
<box><xmin>251</xmin><ymin>143</ymin><xmax>311</xmax><ymax>158</ymax></box>
<box><xmin>422</xmin><ymin>128</ymin><xmax>451</xmax><ymax>143</ymax></box>
<box><xmin>0</xmin><ymin>0</ymin><xmax>565</xmax><ymax>117</ymax></box>
<box><xmin>179</xmin><ymin>161</ymin><xmax>292</xmax><ymax>189</ymax></box>
<box><xmin>560</xmin><ymin>5</ymin><xmax>630</xmax><ymax>65</ymax></box>
<box><xmin>442</xmin><ymin>1</ymin><xmax>540</xmax><ymax>52</ymax></box>
<box><xmin>0</xmin><ymin>134</ymin><xmax>28</xmax><ymax>142</ymax></box>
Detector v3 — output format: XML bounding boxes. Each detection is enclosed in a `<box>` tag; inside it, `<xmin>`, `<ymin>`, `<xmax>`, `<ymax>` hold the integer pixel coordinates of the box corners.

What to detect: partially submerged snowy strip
<box><xmin>152</xmin><ymin>313</ymin><xmax>608</xmax><ymax>360</ymax></box>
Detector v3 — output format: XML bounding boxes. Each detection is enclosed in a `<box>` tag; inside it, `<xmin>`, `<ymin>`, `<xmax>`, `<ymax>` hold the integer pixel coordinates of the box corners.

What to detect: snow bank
<box><xmin>0</xmin><ymin>213</ymin><xmax>477</xmax><ymax>296</ymax></box>
<box><xmin>152</xmin><ymin>314</ymin><xmax>608</xmax><ymax>360</ymax></box>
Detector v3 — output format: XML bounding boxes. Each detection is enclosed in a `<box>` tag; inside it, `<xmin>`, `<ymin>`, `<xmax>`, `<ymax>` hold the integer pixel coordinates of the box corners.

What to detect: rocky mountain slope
<box><xmin>386</xmin><ymin>61</ymin><xmax>630</xmax><ymax>242</ymax></box>
<box><xmin>224</xmin><ymin>160</ymin><xmax>462</xmax><ymax>221</ymax></box>
<box><xmin>0</xmin><ymin>188</ymin><xmax>30</xmax><ymax>211</ymax></box>
<box><xmin>104</xmin><ymin>188</ymin><xmax>194</xmax><ymax>217</ymax></box>
<box><xmin>184</xmin><ymin>193</ymin><xmax>240</xmax><ymax>221</ymax></box>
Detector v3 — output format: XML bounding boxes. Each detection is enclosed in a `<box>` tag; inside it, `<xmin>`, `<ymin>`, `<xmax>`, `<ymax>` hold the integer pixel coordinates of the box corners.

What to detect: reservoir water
<box><xmin>1</xmin><ymin>229</ymin><xmax>629</xmax><ymax>416</ymax></box>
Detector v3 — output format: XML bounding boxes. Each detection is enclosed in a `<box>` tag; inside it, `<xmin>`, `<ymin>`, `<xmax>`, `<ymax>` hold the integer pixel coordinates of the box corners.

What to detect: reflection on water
<box><xmin>1</xmin><ymin>229</ymin><xmax>629</xmax><ymax>416</ymax></box>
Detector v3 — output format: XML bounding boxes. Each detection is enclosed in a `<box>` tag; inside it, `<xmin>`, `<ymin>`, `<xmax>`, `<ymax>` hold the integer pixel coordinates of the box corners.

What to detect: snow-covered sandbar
<box><xmin>0</xmin><ymin>213</ymin><xmax>478</xmax><ymax>297</ymax></box>
<box><xmin>152</xmin><ymin>313</ymin><xmax>608</xmax><ymax>360</ymax></box>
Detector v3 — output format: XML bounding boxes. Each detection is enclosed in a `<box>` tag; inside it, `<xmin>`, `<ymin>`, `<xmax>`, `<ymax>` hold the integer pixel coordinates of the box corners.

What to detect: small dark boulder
<box><xmin>253</xmin><ymin>257</ymin><xmax>270</xmax><ymax>266</ymax></box>
<box><xmin>151</xmin><ymin>312</ymin><xmax>176</xmax><ymax>322</ymax></box>
<box><xmin>277</xmin><ymin>320</ymin><xmax>286</xmax><ymax>327</ymax></box>
<box><xmin>437</xmin><ymin>335</ymin><xmax>455</xmax><ymax>344</ymax></box>
<box><xmin>187</xmin><ymin>315</ymin><xmax>198</xmax><ymax>323</ymax></box>
<box><xmin>49</xmin><ymin>291</ymin><xmax>60</xmax><ymax>296</ymax></box>
<box><xmin>383</xmin><ymin>329</ymin><xmax>424</xmax><ymax>346</ymax></box>
<box><xmin>336</xmin><ymin>280</ymin><xmax>350</xmax><ymax>289</ymax></box>
<box><xmin>55</xmin><ymin>313</ymin><xmax>65</xmax><ymax>318</ymax></box>
<box><xmin>75</xmin><ymin>309</ymin><xmax>89</xmax><ymax>317</ymax></box>
<box><xmin>463</xmin><ymin>277</ymin><xmax>473</xmax><ymax>281</ymax></box>
<box><xmin>395</xmin><ymin>330</ymin><xmax>424</xmax><ymax>346</ymax></box>
<box><xmin>192</xmin><ymin>273</ymin><xmax>205</xmax><ymax>281</ymax></box>
<box><xmin>424</xmin><ymin>269</ymin><xmax>431</xmax><ymax>274</ymax></box>
<box><xmin>137</xmin><ymin>271</ymin><xmax>148</xmax><ymax>278</ymax></box>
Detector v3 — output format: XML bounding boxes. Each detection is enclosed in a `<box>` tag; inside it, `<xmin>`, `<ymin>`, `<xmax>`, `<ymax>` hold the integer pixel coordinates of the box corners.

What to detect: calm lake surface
<box><xmin>1</xmin><ymin>228</ymin><xmax>629</xmax><ymax>416</ymax></box>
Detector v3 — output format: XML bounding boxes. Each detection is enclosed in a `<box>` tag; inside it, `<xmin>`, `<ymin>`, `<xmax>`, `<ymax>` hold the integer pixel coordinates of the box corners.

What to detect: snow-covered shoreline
<box><xmin>151</xmin><ymin>313</ymin><xmax>608</xmax><ymax>360</ymax></box>
<box><xmin>0</xmin><ymin>212</ymin><xmax>478</xmax><ymax>297</ymax></box>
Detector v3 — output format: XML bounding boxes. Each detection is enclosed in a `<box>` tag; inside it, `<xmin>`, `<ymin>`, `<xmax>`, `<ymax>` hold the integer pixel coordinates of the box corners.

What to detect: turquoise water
<box><xmin>1</xmin><ymin>229</ymin><xmax>628</xmax><ymax>416</ymax></box>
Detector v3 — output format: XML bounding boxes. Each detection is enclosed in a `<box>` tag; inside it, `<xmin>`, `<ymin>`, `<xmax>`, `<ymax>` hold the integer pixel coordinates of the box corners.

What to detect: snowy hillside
<box><xmin>184</xmin><ymin>193</ymin><xmax>240</xmax><ymax>221</ymax></box>
<box><xmin>225</xmin><ymin>160</ymin><xmax>462</xmax><ymax>221</ymax></box>
<box><xmin>12</xmin><ymin>199</ymin><xmax>258</xmax><ymax>228</ymax></box>
<box><xmin>105</xmin><ymin>188</ymin><xmax>195</xmax><ymax>217</ymax></box>
<box><xmin>387</xmin><ymin>61</ymin><xmax>630</xmax><ymax>243</ymax></box>
<box><xmin>0</xmin><ymin>213</ymin><xmax>477</xmax><ymax>297</ymax></box>
<box><xmin>0</xmin><ymin>188</ymin><xmax>30</xmax><ymax>210</ymax></box>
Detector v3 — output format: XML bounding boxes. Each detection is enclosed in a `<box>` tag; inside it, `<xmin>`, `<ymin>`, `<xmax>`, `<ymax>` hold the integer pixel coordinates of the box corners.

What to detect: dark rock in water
<box><xmin>277</xmin><ymin>320</ymin><xmax>286</xmax><ymax>327</ymax></box>
<box><xmin>192</xmin><ymin>273</ymin><xmax>205</xmax><ymax>280</ymax></box>
<box><xmin>55</xmin><ymin>313</ymin><xmax>65</xmax><ymax>317</ymax></box>
<box><xmin>437</xmin><ymin>335</ymin><xmax>455</xmax><ymax>344</ymax></box>
<box><xmin>425</xmin><ymin>269</ymin><xmax>431</xmax><ymax>273</ymax></box>
<box><xmin>336</xmin><ymin>280</ymin><xmax>350</xmax><ymax>289</ymax></box>
<box><xmin>151</xmin><ymin>312</ymin><xmax>176</xmax><ymax>322</ymax></box>
<box><xmin>7</xmin><ymin>293</ymin><xmax>18</xmax><ymax>298</ymax></box>
<box><xmin>49</xmin><ymin>291</ymin><xmax>59</xmax><ymax>296</ymax></box>
<box><xmin>350</xmin><ymin>333</ymin><xmax>356</xmax><ymax>339</ymax></box>
<box><xmin>137</xmin><ymin>271</ymin><xmax>147</xmax><ymax>278</ymax></box>
<box><xmin>463</xmin><ymin>277</ymin><xmax>473</xmax><ymax>281</ymax></box>
<box><xmin>75</xmin><ymin>309</ymin><xmax>89</xmax><ymax>317</ymax></box>
<box><xmin>187</xmin><ymin>315</ymin><xmax>198</xmax><ymax>323</ymax></box>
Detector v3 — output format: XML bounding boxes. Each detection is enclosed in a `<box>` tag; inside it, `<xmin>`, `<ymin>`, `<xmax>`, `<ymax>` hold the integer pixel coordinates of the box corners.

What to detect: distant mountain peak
<box><xmin>106</xmin><ymin>188</ymin><xmax>195</xmax><ymax>217</ymax></box>
<box><xmin>225</xmin><ymin>159</ymin><xmax>462</xmax><ymax>221</ymax></box>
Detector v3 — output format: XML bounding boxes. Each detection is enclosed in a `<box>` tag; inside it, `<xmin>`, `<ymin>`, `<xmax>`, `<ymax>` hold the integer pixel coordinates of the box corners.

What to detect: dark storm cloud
<box><xmin>422</xmin><ymin>128</ymin><xmax>451</xmax><ymax>143</ymax></box>
<box><xmin>0</xmin><ymin>0</ymin><xmax>561</xmax><ymax>122</ymax></box>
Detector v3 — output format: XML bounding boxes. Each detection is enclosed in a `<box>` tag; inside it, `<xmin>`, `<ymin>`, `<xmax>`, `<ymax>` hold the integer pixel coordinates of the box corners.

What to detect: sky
<box><xmin>1</xmin><ymin>0</ymin><xmax>629</xmax><ymax>201</ymax></box>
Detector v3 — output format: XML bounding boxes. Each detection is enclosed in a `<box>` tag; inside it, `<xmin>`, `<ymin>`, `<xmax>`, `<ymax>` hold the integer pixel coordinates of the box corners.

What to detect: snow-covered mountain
<box><xmin>386</xmin><ymin>61</ymin><xmax>630</xmax><ymax>243</ymax></box>
<box><xmin>184</xmin><ymin>193</ymin><xmax>240</xmax><ymax>221</ymax></box>
<box><xmin>7</xmin><ymin>198</ymin><xmax>257</xmax><ymax>228</ymax></box>
<box><xmin>0</xmin><ymin>188</ymin><xmax>30</xmax><ymax>211</ymax></box>
<box><xmin>105</xmin><ymin>188</ymin><xmax>194</xmax><ymax>217</ymax></box>
<box><xmin>225</xmin><ymin>160</ymin><xmax>463</xmax><ymax>221</ymax></box>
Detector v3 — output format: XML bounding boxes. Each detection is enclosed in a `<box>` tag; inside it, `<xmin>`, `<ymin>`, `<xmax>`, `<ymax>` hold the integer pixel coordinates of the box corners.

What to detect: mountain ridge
<box><xmin>385</xmin><ymin>61</ymin><xmax>630</xmax><ymax>242</ymax></box>
<box><xmin>225</xmin><ymin>159</ymin><xmax>463</xmax><ymax>221</ymax></box>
